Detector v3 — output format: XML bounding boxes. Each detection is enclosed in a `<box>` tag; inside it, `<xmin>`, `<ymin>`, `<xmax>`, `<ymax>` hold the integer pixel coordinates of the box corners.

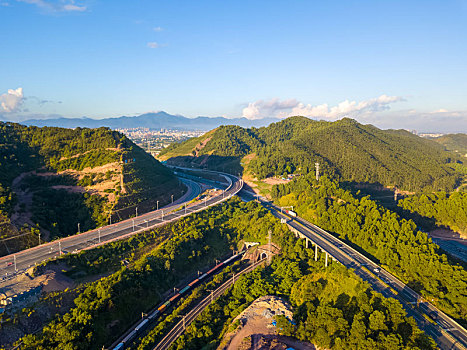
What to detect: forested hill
<box><xmin>0</xmin><ymin>122</ymin><xmax>183</xmax><ymax>255</ymax></box>
<box><xmin>160</xmin><ymin>117</ymin><xmax>464</xmax><ymax>192</ymax></box>
<box><xmin>430</xmin><ymin>133</ymin><xmax>467</xmax><ymax>156</ymax></box>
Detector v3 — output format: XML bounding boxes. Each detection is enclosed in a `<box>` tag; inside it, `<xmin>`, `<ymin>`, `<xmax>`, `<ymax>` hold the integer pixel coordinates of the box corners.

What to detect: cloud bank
<box><xmin>241</xmin><ymin>95</ymin><xmax>466</xmax><ymax>133</ymax></box>
<box><xmin>242</xmin><ymin>95</ymin><xmax>405</xmax><ymax>120</ymax></box>
<box><xmin>0</xmin><ymin>87</ymin><xmax>24</xmax><ymax>113</ymax></box>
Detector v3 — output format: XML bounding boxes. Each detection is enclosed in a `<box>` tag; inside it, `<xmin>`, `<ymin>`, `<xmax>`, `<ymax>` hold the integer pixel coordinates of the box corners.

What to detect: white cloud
<box><xmin>62</xmin><ymin>3</ymin><xmax>86</xmax><ymax>11</ymax></box>
<box><xmin>242</xmin><ymin>98</ymin><xmax>300</xmax><ymax>120</ymax></box>
<box><xmin>0</xmin><ymin>87</ymin><xmax>24</xmax><ymax>113</ymax></box>
<box><xmin>17</xmin><ymin>0</ymin><xmax>87</xmax><ymax>12</ymax></box>
<box><xmin>153</xmin><ymin>26</ymin><xmax>163</xmax><ymax>32</ymax></box>
<box><xmin>242</xmin><ymin>95</ymin><xmax>405</xmax><ymax>120</ymax></box>
<box><xmin>147</xmin><ymin>42</ymin><xmax>160</xmax><ymax>49</ymax></box>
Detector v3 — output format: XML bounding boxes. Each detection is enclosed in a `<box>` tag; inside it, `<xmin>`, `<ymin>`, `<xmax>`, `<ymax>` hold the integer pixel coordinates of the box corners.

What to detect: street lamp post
<box><xmin>98</xmin><ymin>229</ymin><xmax>101</xmax><ymax>243</ymax></box>
<box><xmin>77</xmin><ymin>223</ymin><xmax>80</xmax><ymax>234</ymax></box>
<box><xmin>157</xmin><ymin>201</ymin><xmax>159</xmax><ymax>211</ymax></box>
<box><xmin>136</xmin><ymin>207</ymin><xmax>138</xmax><ymax>217</ymax></box>
<box><xmin>171</xmin><ymin>195</ymin><xmax>174</xmax><ymax>203</ymax></box>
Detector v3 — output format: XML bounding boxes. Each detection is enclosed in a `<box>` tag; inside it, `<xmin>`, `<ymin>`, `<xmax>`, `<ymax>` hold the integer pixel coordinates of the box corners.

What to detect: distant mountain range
<box><xmin>19</xmin><ymin>111</ymin><xmax>279</xmax><ymax>130</ymax></box>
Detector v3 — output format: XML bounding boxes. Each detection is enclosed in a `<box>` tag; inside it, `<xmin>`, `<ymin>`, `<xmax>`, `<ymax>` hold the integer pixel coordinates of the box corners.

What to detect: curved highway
<box><xmin>0</xmin><ymin>173</ymin><xmax>243</xmax><ymax>279</ymax></box>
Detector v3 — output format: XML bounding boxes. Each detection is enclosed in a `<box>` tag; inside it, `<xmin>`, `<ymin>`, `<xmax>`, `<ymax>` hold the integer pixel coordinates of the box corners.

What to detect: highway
<box><xmin>0</xmin><ymin>173</ymin><xmax>243</xmax><ymax>281</ymax></box>
<box><xmin>153</xmin><ymin>258</ymin><xmax>266</xmax><ymax>350</ymax></box>
<box><xmin>159</xmin><ymin>168</ymin><xmax>467</xmax><ymax>350</ymax></box>
<box><xmin>253</xmin><ymin>196</ymin><xmax>467</xmax><ymax>350</ymax></box>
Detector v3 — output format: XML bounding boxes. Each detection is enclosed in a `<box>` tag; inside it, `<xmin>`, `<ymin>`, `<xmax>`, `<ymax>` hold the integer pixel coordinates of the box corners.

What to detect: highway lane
<box><xmin>0</xmin><ymin>174</ymin><xmax>242</xmax><ymax>281</ymax></box>
<box><xmin>257</xmin><ymin>198</ymin><xmax>467</xmax><ymax>350</ymax></box>
<box><xmin>153</xmin><ymin>259</ymin><xmax>266</xmax><ymax>350</ymax></box>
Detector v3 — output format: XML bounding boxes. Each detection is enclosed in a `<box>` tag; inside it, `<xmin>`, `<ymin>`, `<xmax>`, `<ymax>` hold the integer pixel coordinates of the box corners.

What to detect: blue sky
<box><xmin>1</xmin><ymin>0</ymin><xmax>466</xmax><ymax>131</ymax></box>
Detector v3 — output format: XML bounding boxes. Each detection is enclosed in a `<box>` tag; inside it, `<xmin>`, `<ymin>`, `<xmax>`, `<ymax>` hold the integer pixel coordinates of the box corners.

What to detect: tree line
<box><xmin>272</xmin><ymin>175</ymin><xmax>467</xmax><ymax>323</ymax></box>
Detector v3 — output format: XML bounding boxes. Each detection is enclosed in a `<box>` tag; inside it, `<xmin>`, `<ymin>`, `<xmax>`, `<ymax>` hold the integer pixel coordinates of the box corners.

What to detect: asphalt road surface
<box><xmin>0</xmin><ymin>173</ymin><xmax>243</xmax><ymax>282</ymax></box>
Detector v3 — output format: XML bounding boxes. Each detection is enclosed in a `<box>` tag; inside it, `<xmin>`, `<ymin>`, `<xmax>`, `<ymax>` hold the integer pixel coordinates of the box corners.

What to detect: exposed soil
<box><xmin>262</xmin><ymin>177</ymin><xmax>290</xmax><ymax>185</ymax></box>
<box><xmin>429</xmin><ymin>228</ymin><xmax>467</xmax><ymax>243</ymax></box>
<box><xmin>219</xmin><ymin>296</ymin><xmax>315</xmax><ymax>350</ymax></box>
<box><xmin>0</xmin><ymin>263</ymin><xmax>75</xmax><ymax>299</ymax></box>
<box><xmin>194</xmin><ymin>137</ymin><xmax>212</xmax><ymax>156</ymax></box>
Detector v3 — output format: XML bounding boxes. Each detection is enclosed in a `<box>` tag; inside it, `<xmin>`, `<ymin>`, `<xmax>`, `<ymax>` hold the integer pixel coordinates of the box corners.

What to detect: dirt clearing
<box><xmin>219</xmin><ymin>295</ymin><xmax>315</xmax><ymax>350</ymax></box>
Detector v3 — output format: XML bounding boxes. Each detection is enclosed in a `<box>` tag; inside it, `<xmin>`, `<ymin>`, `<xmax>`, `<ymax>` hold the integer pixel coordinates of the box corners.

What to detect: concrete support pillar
<box><xmin>325</xmin><ymin>252</ymin><xmax>328</xmax><ymax>267</ymax></box>
<box><xmin>306</xmin><ymin>239</ymin><xmax>310</xmax><ymax>249</ymax></box>
<box><xmin>315</xmin><ymin>245</ymin><xmax>318</xmax><ymax>261</ymax></box>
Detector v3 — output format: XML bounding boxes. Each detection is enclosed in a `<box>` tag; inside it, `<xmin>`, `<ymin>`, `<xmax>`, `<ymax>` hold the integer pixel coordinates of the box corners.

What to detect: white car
<box><xmin>373</xmin><ymin>268</ymin><xmax>380</xmax><ymax>273</ymax></box>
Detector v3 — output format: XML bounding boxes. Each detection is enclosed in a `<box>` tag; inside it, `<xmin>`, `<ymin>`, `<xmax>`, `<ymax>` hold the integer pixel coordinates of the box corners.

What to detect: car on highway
<box><xmin>6</xmin><ymin>262</ymin><xmax>13</xmax><ymax>267</ymax></box>
<box><xmin>373</xmin><ymin>268</ymin><xmax>380</xmax><ymax>273</ymax></box>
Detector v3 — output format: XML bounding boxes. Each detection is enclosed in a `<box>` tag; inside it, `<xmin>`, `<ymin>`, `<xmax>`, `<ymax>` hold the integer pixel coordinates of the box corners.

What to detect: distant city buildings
<box><xmin>116</xmin><ymin>128</ymin><xmax>205</xmax><ymax>156</ymax></box>
<box><xmin>419</xmin><ymin>133</ymin><xmax>445</xmax><ymax>138</ymax></box>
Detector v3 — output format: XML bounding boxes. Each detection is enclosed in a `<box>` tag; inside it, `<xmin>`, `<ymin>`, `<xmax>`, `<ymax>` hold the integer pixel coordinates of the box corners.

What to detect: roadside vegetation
<box><xmin>14</xmin><ymin>198</ymin><xmax>276</xmax><ymax>349</ymax></box>
<box><xmin>166</xmin><ymin>213</ymin><xmax>435</xmax><ymax>350</ymax></box>
<box><xmin>272</xmin><ymin>174</ymin><xmax>467</xmax><ymax>324</ymax></box>
<box><xmin>398</xmin><ymin>192</ymin><xmax>467</xmax><ymax>236</ymax></box>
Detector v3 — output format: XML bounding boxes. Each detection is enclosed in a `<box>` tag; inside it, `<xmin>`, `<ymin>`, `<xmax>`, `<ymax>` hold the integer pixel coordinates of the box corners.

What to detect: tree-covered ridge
<box><xmin>162</xmin><ymin>117</ymin><xmax>463</xmax><ymax>191</ymax></box>
<box><xmin>431</xmin><ymin>133</ymin><xmax>467</xmax><ymax>155</ymax></box>
<box><xmin>272</xmin><ymin>175</ymin><xmax>467</xmax><ymax>323</ymax></box>
<box><xmin>0</xmin><ymin>122</ymin><xmax>182</xmax><ymax>252</ymax></box>
<box><xmin>398</xmin><ymin>192</ymin><xmax>467</xmax><ymax>236</ymax></box>
<box><xmin>167</xmin><ymin>205</ymin><xmax>434</xmax><ymax>350</ymax></box>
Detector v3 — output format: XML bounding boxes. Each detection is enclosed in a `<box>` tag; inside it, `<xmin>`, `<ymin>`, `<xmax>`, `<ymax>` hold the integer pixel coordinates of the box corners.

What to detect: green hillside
<box><xmin>161</xmin><ymin>117</ymin><xmax>463</xmax><ymax>191</ymax></box>
<box><xmin>430</xmin><ymin>133</ymin><xmax>467</xmax><ymax>156</ymax></box>
<box><xmin>0</xmin><ymin>122</ymin><xmax>183</xmax><ymax>255</ymax></box>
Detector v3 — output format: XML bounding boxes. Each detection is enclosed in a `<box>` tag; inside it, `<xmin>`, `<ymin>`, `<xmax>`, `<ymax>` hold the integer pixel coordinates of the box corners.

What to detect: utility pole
<box><xmin>77</xmin><ymin>223</ymin><xmax>80</xmax><ymax>234</ymax></box>
<box><xmin>315</xmin><ymin>162</ymin><xmax>320</xmax><ymax>182</ymax></box>
<box><xmin>157</xmin><ymin>200</ymin><xmax>159</xmax><ymax>211</ymax></box>
<box><xmin>171</xmin><ymin>194</ymin><xmax>174</xmax><ymax>204</ymax></box>
<box><xmin>268</xmin><ymin>230</ymin><xmax>272</xmax><ymax>265</ymax></box>
<box><xmin>13</xmin><ymin>254</ymin><xmax>16</xmax><ymax>272</ymax></box>
<box><xmin>135</xmin><ymin>207</ymin><xmax>138</xmax><ymax>217</ymax></box>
